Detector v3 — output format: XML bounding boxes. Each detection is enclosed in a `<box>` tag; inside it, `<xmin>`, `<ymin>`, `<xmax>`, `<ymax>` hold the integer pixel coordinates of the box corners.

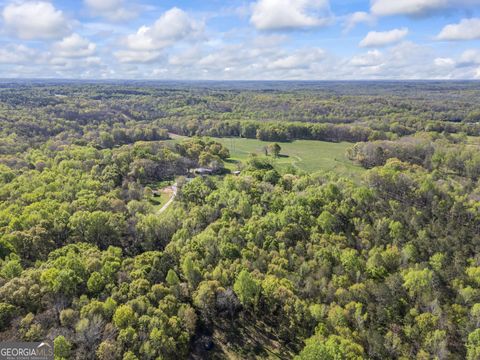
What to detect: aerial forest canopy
<box><xmin>0</xmin><ymin>81</ymin><xmax>479</xmax><ymax>359</ymax></box>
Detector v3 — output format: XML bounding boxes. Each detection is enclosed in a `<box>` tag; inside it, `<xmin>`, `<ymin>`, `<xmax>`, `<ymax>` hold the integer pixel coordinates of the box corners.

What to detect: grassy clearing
<box><xmin>164</xmin><ymin>134</ymin><xmax>365</xmax><ymax>178</ymax></box>
<box><xmin>168</xmin><ymin>133</ymin><xmax>190</xmax><ymax>141</ymax></box>
<box><xmin>467</xmin><ymin>136</ymin><xmax>480</xmax><ymax>145</ymax></box>
<box><xmin>216</xmin><ymin>137</ymin><xmax>365</xmax><ymax>178</ymax></box>
<box><xmin>147</xmin><ymin>180</ymin><xmax>175</xmax><ymax>211</ymax></box>
<box><xmin>150</xmin><ymin>192</ymin><xmax>172</xmax><ymax>212</ymax></box>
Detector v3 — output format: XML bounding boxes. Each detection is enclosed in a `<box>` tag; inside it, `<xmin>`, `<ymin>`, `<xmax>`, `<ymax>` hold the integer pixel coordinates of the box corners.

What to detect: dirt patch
<box><xmin>161</xmin><ymin>186</ymin><xmax>174</xmax><ymax>195</ymax></box>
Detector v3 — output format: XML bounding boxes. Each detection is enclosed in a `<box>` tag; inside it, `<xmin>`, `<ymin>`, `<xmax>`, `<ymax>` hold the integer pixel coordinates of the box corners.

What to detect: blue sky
<box><xmin>0</xmin><ymin>0</ymin><xmax>479</xmax><ymax>79</ymax></box>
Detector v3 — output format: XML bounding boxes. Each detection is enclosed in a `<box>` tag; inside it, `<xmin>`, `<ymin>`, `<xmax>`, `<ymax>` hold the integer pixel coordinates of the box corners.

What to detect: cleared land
<box><xmin>216</xmin><ymin>137</ymin><xmax>365</xmax><ymax>178</ymax></box>
<box><xmin>149</xmin><ymin>180</ymin><xmax>175</xmax><ymax>211</ymax></box>
<box><xmin>150</xmin><ymin>191</ymin><xmax>172</xmax><ymax>211</ymax></box>
<box><xmin>167</xmin><ymin>134</ymin><xmax>365</xmax><ymax>178</ymax></box>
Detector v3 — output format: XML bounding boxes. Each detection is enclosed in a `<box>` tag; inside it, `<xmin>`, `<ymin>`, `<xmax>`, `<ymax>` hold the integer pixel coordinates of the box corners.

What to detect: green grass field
<box><xmin>147</xmin><ymin>180</ymin><xmax>174</xmax><ymax>211</ymax></box>
<box><xmin>216</xmin><ymin>137</ymin><xmax>365</xmax><ymax>178</ymax></box>
<box><xmin>467</xmin><ymin>136</ymin><xmax>480</xmax><ymax>145</ymax></box>
<box><xmin>150</xmin><ymin>192</ymin><xmax>171</xmax><ymax>212</ymax></box>
<box><xmin>166</xmin><ymin>134</ymin><xmax>365</xmax><ymax>178</ymax></box>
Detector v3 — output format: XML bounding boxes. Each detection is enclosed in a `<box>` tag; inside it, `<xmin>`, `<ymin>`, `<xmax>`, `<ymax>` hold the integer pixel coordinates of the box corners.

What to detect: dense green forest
<box><xmin>0</xmin><ymin>81</ymin><xmax>480</xmax><ymax>359</ymax></box>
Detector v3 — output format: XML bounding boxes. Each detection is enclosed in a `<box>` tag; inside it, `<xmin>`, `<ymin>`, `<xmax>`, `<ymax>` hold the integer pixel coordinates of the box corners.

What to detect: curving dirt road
<box><xmin>157</xmin><ymin>183</ymin><xmax>177</xmax><ymax>214</ymax></box>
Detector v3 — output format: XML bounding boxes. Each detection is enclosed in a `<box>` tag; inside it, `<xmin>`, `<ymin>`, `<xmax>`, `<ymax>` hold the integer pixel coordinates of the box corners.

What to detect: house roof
<box><xmin>194</xmin><ymin>167</ymin><xmax>213</xmax><ymax>173</ymax></box>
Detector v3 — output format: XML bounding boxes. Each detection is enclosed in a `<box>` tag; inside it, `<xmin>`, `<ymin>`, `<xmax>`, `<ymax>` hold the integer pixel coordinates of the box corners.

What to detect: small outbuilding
<box><xmin>193</xmin><ymin>168</ymin><xmax>214</xmax><ymax>176</ymax></box>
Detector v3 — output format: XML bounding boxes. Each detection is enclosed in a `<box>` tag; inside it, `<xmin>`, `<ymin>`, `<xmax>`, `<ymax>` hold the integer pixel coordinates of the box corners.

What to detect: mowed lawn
<box><xmin>216</xmin><ymin>137</ymin><xmax>365</xmax><ymax>178</ymax></box>
<box><xmin>165</xmin><ymin>134</ymin><xmax>365</xmax><ymax>178</ymax></box>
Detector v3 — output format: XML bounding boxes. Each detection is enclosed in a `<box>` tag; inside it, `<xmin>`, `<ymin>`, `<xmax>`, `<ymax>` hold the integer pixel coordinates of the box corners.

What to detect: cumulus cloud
<box><xmin>52</xmin><ymin>34</ymin><xmax>96</xmax><ymax>58</ymax></box>
<box><xmin>1</xmin><ymin>1</ymin><xmax>480</xmax><ymax>81</ymax></box>
<box><xmin>267</xmin><ymin>48</ymin><xmax>325</xmax><ymax>69</ymax></box>
<box><xmin>159</xmin><ymin>35</ymin><xmax>328</xmax><ymax>80</ymax></box>
<box><xmin>434</xmin><ymin>57</ymin><xmax>455</xmax><ymax>67</ymax></box>
<box><xmin>115</xmin><ymin>50</ymin><xmax>163</xmax><ymax>64</ymax></box>
<box><xmin>359</xmin><ymin>28</ymin><xmax>408</xmax><ymax>47</ymax></box>
<box><xmin>341</xmin><ymin>41</ymin><xmax>451</xmax><ymax>79</ymax></box>
<box><xmin>371</xmin><ymin>0</ymin><xmax>480</xmax><ymax>16</ymax></box>
<box><xmin>168</xmin><ymin>37</ymin><xmax>278</xmax><ymax>72</ymax></box>
<box><xmin>371</xmin><ymin>0</ymin><xmax>446</xmax><ymax>16</ymax></box>
<box><xmin>115</xmin><ymin>8</ymin><xmax>202</xmax><ymax>63</ymax></box>
<box><xmin>169</xmin><ymin>46</ymin><xmax>203</xmax><ymax>66</ymax></box>
<box><xmin>0</xmin><ymin>44</ymin><xmax>38</xmax><ymax>64</ymax></box>
<box><xmin>250</xmin><ymin>0</ymin><xmax>331</xmax><ymax>30</ymax></box>
<box><xmin>84</xmin><ymin>0</ymin><xmax>134</xmax><ymax>21</ymax></box>
<box><xmin>2</xmin><ymin>1</ymin><xmax>71</xmax><ymax>40</ymax></box>
<box><xmin>59</xmin><ymin>34</ymin><xmax>480</xmax><ymax>80</ymax></box>
<box><xmin>437</xmin><ymin>18</ymin><xmax>480</xmax><ymax>41</ymax></box>
<box><xmin>459</xmin><ymin>49</ymin><xmax>480</xmax><ymax>65</ymax></box>
<box><xmin>49</xmin><ymin>55</ymin><xmax>102</xmax><ymax>69</ymax></box>
<box><xmin>429</xmin><ymin>50</ymin><xmax>480</xmax><ymax>78</ymax></box>
<box><xmin>0</xmin><ymin>41</ymin><xmax>106</xmax><ymax>79</ymax></box>
<box><xmin>349</xmin><ymin>50</ymin><xmax>383</xmax><ymax>67</ymax></box>
<box><xmin>475</xmin><ymin>68</ymin><xmax>480</xmax><ymax>79</ymax></box>
<box><xmin>343</xmin><ymin>11</ymin><xmax>376</xmax><ymax>33</ymax></box>
<box><xmin>84</xmin><ymin>0</ymin><xmax>122</xmax><ymax>13</ymax></box>
<box><xmin>130</xmin><ymin>8</ymin><xmax>201</xmax><ymax>51</ymax></box>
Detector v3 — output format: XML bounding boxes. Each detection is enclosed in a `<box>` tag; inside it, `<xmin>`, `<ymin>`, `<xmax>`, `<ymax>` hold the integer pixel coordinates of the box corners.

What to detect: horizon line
<box><xmin>0</xmin><ymin>78</ymin><xmax>479</xmax><ymax>82</ymax></box>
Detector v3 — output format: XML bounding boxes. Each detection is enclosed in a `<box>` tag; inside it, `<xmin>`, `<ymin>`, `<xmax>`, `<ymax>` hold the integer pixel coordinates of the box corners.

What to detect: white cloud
<box><xmin>122</xmin><ymin>8</ymin><xmax>202</xmax><ymax>52</ymax></box>
<box><xmin>11</xmin><ymin>37</ymin><xmax>475</xmax><ymax>80</ymax></box>
<box><xmin>1</xmin><ymin>4</ymin><xmax>480</xmax><ymax>81</ymax></box>
<box><xmin>343</xmin><ymin>42</ymin><xmax>444</xmax><ymax>78</ymax></box>
<box><xmin>116</xmin><ymin>7</ymin><xmax>202</xmax><ymax>63</ymax></box>
<box><xmin>152</xmin><ymin>68</ymin><xmax>168</xmax><ymax>76</ymax></box>
<box><xmin>371</xmin><ymin>0</ymin><xmax>446</xmax><ymax>16</ymax></box>
<box><xmin>49</xmin><ymin>55</ymin><xmax>103</xmax><ymax>69</ymax></box>
<box><xmin>114</xmin><ymin>50</ymin><xmax>163</xmax><ymax>63</ymax></box>
<box><xmin>2</xmin><ymin>1</ymin><xmax>70</xmax><ymax>40</ymax></box>
<box><xmin>267</xmin><ymin>48</ymin><xmax>325</xmax><ymax>69</ymax></box>
<box><xmin>371</xmin><ymin>0</ymin><xmax>480</xmax><ymax>16</ymax></box>
<box><xmin>434</xmin><ymin>57</ymin><xmax>455</xmax><ymax>67</ymax></box>
<box><xmin>160</xmin><ymin>36</ymin><xmax>328</xmax><ymax>80</ymax></box>
<box><xmin>0</xmin><ymin>44</ymin><xmax>37</xmax><ymax>64</ymax></box>
<box><xmin>84</xmin><ymin>0</ymin><xmax>134</xmax><ymax>21</ymax></box>
<box><xmin>85</xmin><ymin>0</ymin><xmax>122</xmax><ymax>13</ymax></box>
<box><xmin>250</xmin><ymin>0</ymin><xmax>331</xmax><ymax>30</ymax></box>
<box><xmin>475</xmin><ymin>67</ymin><xmax>480</xmax><ymax>79</ymax></box>
<box><xmin>196</xmin><ymin>45</ymin><xmax>245</xmax><ymax>69</ymax></box>
<box><xmin>343</xmin><ymin>11</ymin><xmax>376</xmax><ymax>33</ymax></box>
<box><xmin>359</xmin><ymin>28</ymin><xmax>408</xmax><ymax>47</ymax></box>
<box><xmin>349</xmin><ymin>50</ymin><xmax>383</xmax><ymax>67</ymax></box>
<box><xmin>169</xmin><ymin>46</ymin><xmax>203</xmax><ymax>66</ymax></box>
<box><xmin>342</xmin><ymin>41</ymin><xmax>450</xmax><ymax>79</ymax></box>
<box><xmin>460</xmin><ymin>49</ymin><xmax>480</xmax><ymax>64</ymax></box>
<box><xmin>437</xmin><ymin>18</ymin><xmax>480</xmax><ymax>41</ymax></box>
<box><xmin>0</xmin><ymin>41</ymin><xmax>107</xmax><ymax>78</ymax></box>
<box><xmin>252</xmin><ymin>34</ymin><xmax>289</xmax><ymax>47</ymax></box>
<box><xmin>52</xmin><ymin>34</ymin><xmax>96</xmax><ymax>58</ymax></box>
